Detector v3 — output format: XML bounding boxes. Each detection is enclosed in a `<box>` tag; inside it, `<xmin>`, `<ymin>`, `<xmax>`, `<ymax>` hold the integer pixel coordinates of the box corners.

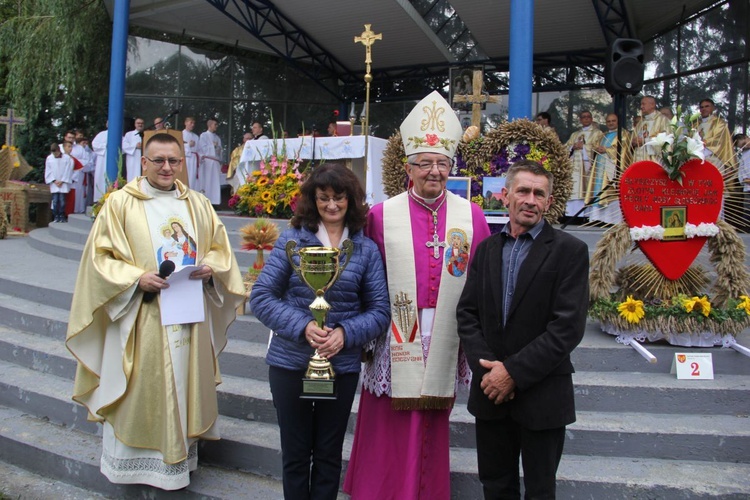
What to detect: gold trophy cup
<box><xmin>286</xmin><ymin>239</ymin><xmax>353</xmax><ymax>399</ymax></box>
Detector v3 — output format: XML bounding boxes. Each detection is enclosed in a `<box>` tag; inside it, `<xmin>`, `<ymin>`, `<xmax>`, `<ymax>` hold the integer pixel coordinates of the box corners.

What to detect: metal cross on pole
<box><xmin>452</xmin><ymin>69</ymin><xmax>500</xmax><ymax>128</ymax></box>
<box><xmin>354</xmin><ymin>24</ymin><xmax>382</xmax><ymax>185</ymax></box>
<box><xmin>0</xmin><ymin>108</ymin><xmax>27</xmax><ymax>146</ymax></box>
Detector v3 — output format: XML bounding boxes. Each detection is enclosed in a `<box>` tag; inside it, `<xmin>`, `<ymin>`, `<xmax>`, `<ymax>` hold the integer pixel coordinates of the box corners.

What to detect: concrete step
<box><xmin>27</xmin><ymin>226</ymin><xmax>85</xmax><ymax>261</ymax></box>
<box><xmin>0</xmin><ymin>459</ymin><xmax>109</xmax><ymax>499</ymax></box>
<box><xmin>2</xmin><ymin>400</ymin><xmax>749</xmax><ymax>500</ymax></box>
<box><xmin>3</xmin><ymin>270</ymin><xmax>749</xmax><ymax>378</ymax></box>
<box><xmin>2</xmin><ymin>297</ymin><xmax>749</xmax><ymax>418</ymax></box>
<box><xmin>0</xmin><ymin>405</ymin><xmax>286</xmax><ymax>499</ymax></box>
<box><xmin>2</xmin><ymin>356</ymin><xmax>749</xmax><ymax>466</ymax></box>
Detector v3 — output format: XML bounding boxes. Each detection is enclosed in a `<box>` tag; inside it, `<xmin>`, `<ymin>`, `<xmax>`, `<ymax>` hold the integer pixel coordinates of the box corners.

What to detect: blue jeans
<box><xmin>51</xmin><ymin>192</ymin><xmax>66</xmax><ymax>220</ymax></box>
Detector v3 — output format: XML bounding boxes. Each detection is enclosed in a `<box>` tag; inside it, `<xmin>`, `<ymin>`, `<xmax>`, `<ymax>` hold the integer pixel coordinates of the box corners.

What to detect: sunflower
<box><xmin>261</xmin><ymin>191</ymin><xmax>272</xmax><ymax>201</ymax></box>
<box><xmin>737</xmin><ymin>295</ymin><xmax>750</xmax><ymax>315</ymax></box>
<box><xmin>257</xmin><ymin>177</ymin><xmax>270</xmax><ymax>186</ymax></box>
<box><xmin>617</xmin><ymin>295</ymin><xmax>645</xmax><ymax>324</ymax></box>
<box><xmin>266</xmin><ymin>202</ymin><xmax>277</xmax><ymax>214</ymax></box>
<box><xmin>682</xmin><ymin>296</ymin><xmax>711</xmax><ymax>317</ymax></box>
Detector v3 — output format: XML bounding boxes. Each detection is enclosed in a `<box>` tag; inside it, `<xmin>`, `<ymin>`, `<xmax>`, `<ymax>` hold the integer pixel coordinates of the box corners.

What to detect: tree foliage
<box><xmin>0</xmin><ymin>0</ymin><xmax>111</xmax><ymax>175</ymax></box>
<box><xmin>0</xmin><ymin>0</ymin><xmax>111</xmax><ymax>118</ymax></box>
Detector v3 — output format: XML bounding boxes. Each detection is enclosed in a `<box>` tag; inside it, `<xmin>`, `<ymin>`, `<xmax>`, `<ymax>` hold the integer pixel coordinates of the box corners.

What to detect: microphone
<box><xmin>143</xmin><ymin>260</ymin><xmax>176</xmax><ymax>303</ymax></box>
<box><xmin>169</xmin><ymin>108</ymin><xmax>181</xmax><ymax>116</ymax></box>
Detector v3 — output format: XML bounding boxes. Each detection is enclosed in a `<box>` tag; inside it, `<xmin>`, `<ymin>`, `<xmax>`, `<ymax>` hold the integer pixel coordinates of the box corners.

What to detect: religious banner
<box><xmin>588</xmin><ymin>129</ymin><xmax>750</xmax><ymax>352</ymax></box>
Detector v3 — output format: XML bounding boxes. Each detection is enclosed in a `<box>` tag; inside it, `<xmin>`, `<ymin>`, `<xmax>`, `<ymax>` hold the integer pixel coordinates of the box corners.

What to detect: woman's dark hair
<box><xmin>291</xmin><ymin>163</ymin><xmax>368</xmax><ymax>233</ymax></box>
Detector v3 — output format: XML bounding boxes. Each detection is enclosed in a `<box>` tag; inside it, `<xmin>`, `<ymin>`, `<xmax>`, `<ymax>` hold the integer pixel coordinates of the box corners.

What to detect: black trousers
<box><xmin>476</xmin><ymin>416</ymin><xmax>566</xmax><ymax>500</ymax></box>
<box><xmin>268</xmin><ymin>365</ymin><xmax>358</xmax><ymax>500</ymax></box>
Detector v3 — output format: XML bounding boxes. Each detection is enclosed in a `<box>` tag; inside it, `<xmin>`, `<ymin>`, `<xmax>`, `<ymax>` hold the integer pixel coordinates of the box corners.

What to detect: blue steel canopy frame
<box><xmin>204</xmin><ymin>0</ymin><xmax>360</xmax><ymax>101</ymax></box>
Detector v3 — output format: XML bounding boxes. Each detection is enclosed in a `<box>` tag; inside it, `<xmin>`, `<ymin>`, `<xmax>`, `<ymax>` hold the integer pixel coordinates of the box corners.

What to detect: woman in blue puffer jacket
<box><xmin>249</xmin><ymin>163</ymin><xmax>390</xmax><ymax>500</ymax></box>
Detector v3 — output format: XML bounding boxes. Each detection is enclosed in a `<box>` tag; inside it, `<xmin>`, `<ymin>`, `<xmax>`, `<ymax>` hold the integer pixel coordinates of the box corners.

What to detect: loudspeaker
<box><xmin>605</xmin><ymin>38</ymin><xmax>644</xmax><ymax>95</ymax></box>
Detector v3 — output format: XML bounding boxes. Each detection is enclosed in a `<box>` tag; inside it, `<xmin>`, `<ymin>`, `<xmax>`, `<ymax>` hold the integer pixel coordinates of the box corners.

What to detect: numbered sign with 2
<box><xmin>671</xmin><ymin>352</ymin><xmax>714</xmax><ymax>380</ymax></box>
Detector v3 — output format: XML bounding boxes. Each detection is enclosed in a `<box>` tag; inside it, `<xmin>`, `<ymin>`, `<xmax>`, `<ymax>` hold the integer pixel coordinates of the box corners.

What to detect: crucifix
<box><xmin>0</xmin><ymin>108</ymin><xmax>26</xmax><ymax>146</ymax></box>
<box><xmin>426</xmin><ymin>232</ymin><xmax>448</xmax><ymax>259</ymax></box>
<box><xmin>354</xmin><ymin>24</ymin><xmax>382</xmax><ymax>185</ymax></box>
<box><xmin>452</xmin><ymin>69</ymin><xmax>501</xmax><ymax>128</ymax></box>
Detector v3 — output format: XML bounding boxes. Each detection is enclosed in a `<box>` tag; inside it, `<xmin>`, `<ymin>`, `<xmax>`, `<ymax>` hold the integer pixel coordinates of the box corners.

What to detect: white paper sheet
<box><xmin>159</xmin><ymin>265</ymin><xmax>206</xmax><ymax>326</ymax></box>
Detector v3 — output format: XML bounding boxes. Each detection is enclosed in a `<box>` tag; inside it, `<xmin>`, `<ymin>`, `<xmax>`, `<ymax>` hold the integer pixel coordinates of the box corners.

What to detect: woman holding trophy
<box><xmin>250</xmin><ymin>163</ymin><xmax>390</xmax><ymax>500</ymax></box>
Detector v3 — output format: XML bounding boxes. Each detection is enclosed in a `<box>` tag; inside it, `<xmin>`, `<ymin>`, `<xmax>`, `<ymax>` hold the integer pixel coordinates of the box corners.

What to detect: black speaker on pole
<box><xmin>605</xmin><ymin>38</ymin><xmax>644</xmax><ymax>95</ymax></box>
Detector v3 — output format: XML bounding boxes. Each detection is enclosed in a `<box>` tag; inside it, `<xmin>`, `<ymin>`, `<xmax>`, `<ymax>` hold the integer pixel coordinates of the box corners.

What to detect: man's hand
<box><xmin>479</xmin><ymin>359</ymin><xmax>516</xmax><ymax>405</ymax></box>
<box><xmin>190</xmin><ymin>264</ymin><xmax>213</xmax><ymax>283</ymax></box>
<box><xmin>139</xmin><ymin>271</ymin><xmax>169</xmax><ymax>293</ymax></box>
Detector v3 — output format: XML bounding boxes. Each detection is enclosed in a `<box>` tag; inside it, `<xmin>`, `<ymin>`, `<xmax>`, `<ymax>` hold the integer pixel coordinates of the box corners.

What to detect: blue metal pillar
<box><xmin>508</xmin><ymin>0</ymin><xmax>534</xmax><ymax>121</ymax></box>
<box><xmin>106</xmin><ymin>0</ymin><xmax>130</xmax><ymax>182</ymax></box>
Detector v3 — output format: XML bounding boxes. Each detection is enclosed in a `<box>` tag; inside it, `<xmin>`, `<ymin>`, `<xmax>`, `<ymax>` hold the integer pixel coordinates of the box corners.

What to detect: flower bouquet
<box><xmin>228</xmin><ymin>140</ymin><xmax>307</xmax><ymax>219</ymax></box>
<box><xmin>91</xmin><ymin>176</ymin><xmax>126</xmax><ymax>219</ymax></box>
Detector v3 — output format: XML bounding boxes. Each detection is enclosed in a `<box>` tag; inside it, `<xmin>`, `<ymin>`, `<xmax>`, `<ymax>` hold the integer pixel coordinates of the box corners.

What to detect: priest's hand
<box><xmin>316</xmin><ymin>327</ymin><xmax>345</xmax><ymax>359</ymax></box>
<box><xmin>139</xmin><ymin>271</ymin><xmax>169</xmax><ymax>293</ymax></box>
<box><xmin>190</xmin><ymin>264</ymin><xmax>213</xmax><ymax>283</ymax></box>
<box><xmin>479</xmin><ymin>359</ymin><xmax>516</xmax><ymax>405</ymax></box>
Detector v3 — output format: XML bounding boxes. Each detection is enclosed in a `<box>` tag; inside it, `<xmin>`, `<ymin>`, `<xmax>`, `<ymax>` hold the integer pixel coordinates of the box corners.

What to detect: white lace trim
<box><xmin>100</xmin><ymin>442</ymin><xmax>198</xmax><ymax>490</ymax></box>
<box><xmin>602</xmin><ymin>322</ymin><xmax>729</xmax><ymax>348</ymax></box>
<box><xmin>361</xmin><ymin>331</ymin><xmax>471</xmax><ymax>397</ymax></box>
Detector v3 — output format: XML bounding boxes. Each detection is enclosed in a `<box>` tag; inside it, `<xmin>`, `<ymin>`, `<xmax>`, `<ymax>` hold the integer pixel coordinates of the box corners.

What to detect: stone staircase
<box><xmin>0</xmin><ymin>214</ymin><xmax>749</xmax><ymax>499</ymax></box>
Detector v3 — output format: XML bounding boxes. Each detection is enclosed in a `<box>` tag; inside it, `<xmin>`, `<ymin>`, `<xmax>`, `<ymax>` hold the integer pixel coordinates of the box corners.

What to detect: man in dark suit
<box><xmin>456</xmin><ymin>160</ymin><xmax>589</xmax><ymax>499</ymax></box>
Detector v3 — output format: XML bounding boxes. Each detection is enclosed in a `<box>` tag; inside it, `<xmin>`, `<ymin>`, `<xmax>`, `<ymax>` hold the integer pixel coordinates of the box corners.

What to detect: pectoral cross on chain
<box><xmin>426</xmin><ymin>232</ymin><xmax>448</xmax><ymax>259</ymax></box>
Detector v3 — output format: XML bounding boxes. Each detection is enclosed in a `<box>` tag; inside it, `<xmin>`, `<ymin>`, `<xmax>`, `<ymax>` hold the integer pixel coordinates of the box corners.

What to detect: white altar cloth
<box><xmin>238</xmin><ymin>136</ymin><xmax>387</xmax><ymax>204</ymax></box>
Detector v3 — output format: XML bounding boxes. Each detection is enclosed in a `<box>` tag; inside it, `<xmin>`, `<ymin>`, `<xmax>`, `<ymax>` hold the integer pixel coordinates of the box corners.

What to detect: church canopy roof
<box><xmin>106</xmin><ymin>0</ymin><xmax>719</xmax><ymax>100</ymax></box>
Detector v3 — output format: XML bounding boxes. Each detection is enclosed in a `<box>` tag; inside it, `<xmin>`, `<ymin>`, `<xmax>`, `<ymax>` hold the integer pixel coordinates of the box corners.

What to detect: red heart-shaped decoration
<box><xmin>619</xmin><ymin>159</ymin><xmax>723</xmax><ymax>280</ymax></box>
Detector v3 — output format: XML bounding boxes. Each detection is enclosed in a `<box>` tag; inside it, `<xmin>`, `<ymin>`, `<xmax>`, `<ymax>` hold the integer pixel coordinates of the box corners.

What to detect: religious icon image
<box><xmin>444</xmin><ymin>228</ymin><xmax>469</xmax><ymax>277</ymax></box>
<box><xmin>446</xmin><ymin>177</ymin><xmax>471</xmax><ymax>200</ymax></box>
<box><xmin>661</xmin><ymin>206</ymin><xmax>687</xmax><ymax>241</ymax></box>
<box><xmin>154</xmin><ymin>217</ymin><xmax>198</xmax><ymax>267</ymax></box>
<box><xmin>482</xmin><ymin>176</ymin><xmax>508</xmax><ymax>214</ymax></box>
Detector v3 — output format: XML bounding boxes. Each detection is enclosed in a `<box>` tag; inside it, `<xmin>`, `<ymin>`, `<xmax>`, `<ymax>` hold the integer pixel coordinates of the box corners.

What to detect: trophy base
<box><xmin>300</xmin><ymin>378</ymin><xmax>337</xmax><ymax>400</ymax></box>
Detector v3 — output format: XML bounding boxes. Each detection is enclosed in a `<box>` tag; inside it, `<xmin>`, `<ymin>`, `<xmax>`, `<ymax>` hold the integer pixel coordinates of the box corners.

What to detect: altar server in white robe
<box><xmin>198</xmin><ymin>118</ymin><xmax>223</xmax><ymax>205</ymax></box>
<box><xmin>91</xmin><ymin>124</ymin><xmax>108</xmax><ymax>202</ymax></box>
<box><xmin>182</xmin><ymin>116</ymin><xmax>200</xmax><ymax>190</ymax></box>
<box><xmin>122</xmin><ymin>117</ymin><xmax>145</xmax><ymax>182</ymax></box>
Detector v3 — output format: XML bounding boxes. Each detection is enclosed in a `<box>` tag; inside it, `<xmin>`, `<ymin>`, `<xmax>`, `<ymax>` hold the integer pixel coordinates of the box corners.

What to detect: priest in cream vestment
<box><xmin>564</xmin><ymin>110</ymin><xmax>604</xmax><ymax>215</ymax></box>
<box><xmin>66</xmin><ymin>133</ymin><xmax>245</xmax><ymax>490</ymax></box>
<box><xmin>631</xmin><ymin>96</ymin><xmax>671</xmax><ymax>164</ymax></box>
<box><xmin>697</xmin><ymin>99</ymin><xmax>735</xmax><ymax>170</ymax></box>
<box><xmin>343</xmin><ymin>91</ymin><xmax>491</xmax><ymax>500</ymax></box>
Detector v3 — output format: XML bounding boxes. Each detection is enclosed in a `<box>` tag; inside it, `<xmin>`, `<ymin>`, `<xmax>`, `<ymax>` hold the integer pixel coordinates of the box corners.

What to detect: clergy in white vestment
<box><xmin>91</xmin><ymin>126</ymin><xmax>108</xmax><ymax>202</ymax></box>
<box><xmin>697</xmin><ymin>98</ymin><xmax>735</xmax><ymax>170</ymax></box>
<box><xmin>70</xmin><ymin>141</ymin><xmax>94</xmax><ymax>213</ymax></box>
<box><xmin>344</xmin><ymin>91</ymin><xmax>491</xmax><ymax>500</ymax></box>
<box><xmin>198</xmin><ymin>118</ymin><xmax>223</xmax><ymax>205</ymax></box>
<box><xmin>630</xmin><ymin>96</ymin><xmax>671</xmax><ymax>164</ymax></box>
<box><xmin>182</xmin><ymin>116</ymin><xmax>200</xmax><ymax>190</ymax></box>
<box><xmin>590</xmin><ymin>113</ymin><xmax>631</xmax><ymax>224</ymax></box>
<box><xmin>66</xmin><ymin>133</ymin><xmax>245</xmax><ymax>491</ymax></box>
<box><xmin>226</xmin><ymin>132</ymin><xmax>252</xmax><ymax>194</ymax></box>
<box><xmin>564</xmin><ymin>110</ymin><xmax>604</xmax><ymax>216</ymax></box>
<box><xmin>122</xmin><ymin>117</ymin><xmax>145</xmax><ymax>182</ymax></box>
